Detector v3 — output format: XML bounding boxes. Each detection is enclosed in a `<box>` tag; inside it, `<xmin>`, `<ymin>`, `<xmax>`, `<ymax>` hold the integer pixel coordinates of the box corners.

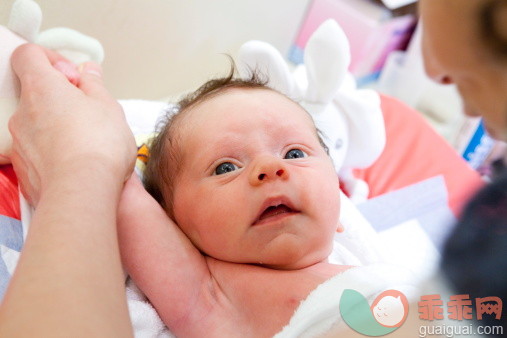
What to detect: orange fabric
<box><xmin>354</xmin><ymin>94</ymin><xmax>484</xmax><ymax>217</ymax></box>
<box><xmin>0</xmin><ymin>164</ymin><xmax>20</xmax><ymax>220</ymax></box>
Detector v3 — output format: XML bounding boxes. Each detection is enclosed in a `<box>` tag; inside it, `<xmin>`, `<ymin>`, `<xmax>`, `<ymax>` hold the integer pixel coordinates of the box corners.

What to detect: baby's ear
<box><xmin>336</xmin><ymin>221</ymin><xmax>344</xmax><ymax>233</ymax></box>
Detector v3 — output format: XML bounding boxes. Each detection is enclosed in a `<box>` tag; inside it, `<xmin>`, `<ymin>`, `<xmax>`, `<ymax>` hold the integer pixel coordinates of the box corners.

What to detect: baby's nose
<box><xmin>249</xmin><ymin>156</ymin><xmax>289</xmax><ymax>186</ymax></box>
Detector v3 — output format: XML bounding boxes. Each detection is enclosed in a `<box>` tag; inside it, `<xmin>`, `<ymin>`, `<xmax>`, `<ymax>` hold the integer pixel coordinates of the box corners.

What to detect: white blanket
<box><xmin>275</xmin><ymin>264</ymin><xmax>418</xmax><ymax>337</ymax></box>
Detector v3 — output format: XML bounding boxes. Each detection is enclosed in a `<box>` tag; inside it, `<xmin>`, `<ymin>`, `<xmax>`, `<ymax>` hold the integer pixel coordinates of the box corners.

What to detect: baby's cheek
<box><xmin>323</xmin><ymin>178</ymin><xmax>341</xmax><ymax>229</ymax></box>
<box><xmin>172</xmin><ymin>187</ymin><xmax>198</xmax><ymax>233</ymax></box>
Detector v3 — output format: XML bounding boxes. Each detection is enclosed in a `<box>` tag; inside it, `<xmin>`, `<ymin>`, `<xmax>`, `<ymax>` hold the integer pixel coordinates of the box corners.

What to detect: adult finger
<box><xmin>53</xmin><ymin>60</ymin><xmax>80</xmax><ymax>86</ymax></box>
<box><xmin>77</xmin><ymin>62</ymin><xmax>114</xmax><ymax>102</ymax></box>
<box><xmin>12</xmin><ymin>44</ymin><xmax>68</xmax><ymax>82</ymax></box>
<box><xmin>11</xmin><ymin>44</ymin><xmax>75</xmax><ymax>98</ymax></box>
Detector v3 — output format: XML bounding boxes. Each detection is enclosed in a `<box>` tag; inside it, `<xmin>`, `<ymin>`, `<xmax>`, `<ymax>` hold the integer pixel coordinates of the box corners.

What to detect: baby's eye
<box><xmin>214</xmin><ymin>162</ymin><xmax>239</xmax><ymax>175</ymax></box>
<box><xmin>284</xmin><ymin>148</ymin><xmax>307</xmax><ymax>159</ymax></box>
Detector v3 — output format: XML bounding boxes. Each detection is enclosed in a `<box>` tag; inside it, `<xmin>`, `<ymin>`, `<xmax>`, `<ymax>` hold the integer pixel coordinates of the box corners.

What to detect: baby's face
<box><xmin>171</xmin><ymin>88</ymin><xmax>340</xmax><ymax>269</ymax></box>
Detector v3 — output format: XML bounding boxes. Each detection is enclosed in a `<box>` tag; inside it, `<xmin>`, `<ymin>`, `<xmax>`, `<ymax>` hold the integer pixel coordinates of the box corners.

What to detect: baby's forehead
<box><xmin>168</xmin><ymin>87</ymin><xmax>322</xmax><ymax>163</ymax></box>
<box><xmin>166</xmin><ymin>87</ymin><xmax>325</xmax><ymax>168</ymax></box>
<box><xmin>182</xmin><ymin>87</ymin><xmax>316</xmax><ymax>129</ymax></box>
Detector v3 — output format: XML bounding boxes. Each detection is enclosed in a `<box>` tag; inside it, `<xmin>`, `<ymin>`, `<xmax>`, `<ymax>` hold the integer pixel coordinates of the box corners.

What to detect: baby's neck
<box><xmin>199</xmin><ymin>258</ymin><xmax>353</xmax><ymax>337</ymax></box>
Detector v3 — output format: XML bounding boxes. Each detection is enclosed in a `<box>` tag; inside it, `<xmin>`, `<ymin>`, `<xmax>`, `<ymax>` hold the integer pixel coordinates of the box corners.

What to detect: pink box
<box><xmin>289</xmin><ymin>0</ymin><xmax>416</xmax><ymax>83</ymax></box>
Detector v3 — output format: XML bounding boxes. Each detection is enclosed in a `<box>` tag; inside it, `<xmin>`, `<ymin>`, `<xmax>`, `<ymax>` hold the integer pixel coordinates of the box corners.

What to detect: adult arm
<box><xmin>0</xmin><ymin>44</ymin><xmax>136</xmax><ymax>337</ymax></box>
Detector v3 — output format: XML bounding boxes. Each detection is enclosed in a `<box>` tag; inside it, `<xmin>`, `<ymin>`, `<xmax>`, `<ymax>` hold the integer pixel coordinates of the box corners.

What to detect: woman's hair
<box><xmin>441</xmin><ymin>172</ymin><xmax>507</xmax><ymax>335</ymax></box>
<box><xmin>143</xmin><ymin>62</ymin><xmax>328</xmax><ymax>218</ymax></box>
<box><xmin>479</xmin><ymin>0</ymin><xmax>507</xmax><ymax>61</ymax></box>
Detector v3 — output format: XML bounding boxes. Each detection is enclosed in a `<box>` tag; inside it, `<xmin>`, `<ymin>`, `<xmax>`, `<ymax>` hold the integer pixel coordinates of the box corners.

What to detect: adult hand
<box><xmin>8</xmin><ymin>44</ymin><xmax>137</xmax><ymax>206</ymax></box>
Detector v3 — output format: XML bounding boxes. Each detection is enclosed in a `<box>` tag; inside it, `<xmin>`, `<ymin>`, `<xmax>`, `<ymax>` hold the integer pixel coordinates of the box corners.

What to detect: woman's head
<box><xmin>419</xmin><ymin>0</ymin><xmax>507</xmax><ymax>140</ymax></box>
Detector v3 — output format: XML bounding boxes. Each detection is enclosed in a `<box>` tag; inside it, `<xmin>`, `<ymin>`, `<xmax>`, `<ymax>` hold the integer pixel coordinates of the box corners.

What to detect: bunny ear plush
<box><xmin>336</xmin><ymin>90</ymin><xmax>385</xmax><ymax>169</ymax></box>
<box><xmin>37</xmin><ymin>28</ymin><xmax>104</xmax><ymax>64</ymax></box>
<box><xmin>304</xmin><ymin>19</ymin><xmax>350</xmax><ymax>104</ymax></box>
<box><xmin>237</xmin><ymin>40</ymin><xmax>295</xmax><ymax>97</ymax></box>
<box><xmin>300</xmin><ymin>19</ymin><xmax>385</xmax><ymax>202</ymax></box>
<box><xmin>7</xmin><ymin>0</ymin><xmax>42</xmax><ymax>42</ymax></box>
<box><xmin>7</xmin><ymin>0</ymin><xmax>104</xmax><ymax>64</ymax></box>
<box><xmin>298</xmin><ymin>19</ymin><xmax>355</xmax><ymax>175</ymax></box>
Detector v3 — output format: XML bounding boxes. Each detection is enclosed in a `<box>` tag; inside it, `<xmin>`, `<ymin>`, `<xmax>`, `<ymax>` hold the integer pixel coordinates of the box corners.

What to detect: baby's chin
<box><xmin>203</xmin><ymin>246</ymin><xmax>331</xmax><ymax>270</ymax></box>
<box><xmin>199</xmin><ymin>233</ymin><xmax>335</xmax><ymax>270</ymax></box>
<box><xmin>256</xmin><ymin>246</ymin><xmax>333</xmax><ymax>271</ymax></box>
<box><xmin>261</xmin><ymin>257</ymin><xmax>328</xmax><ymax>271</ymax></box>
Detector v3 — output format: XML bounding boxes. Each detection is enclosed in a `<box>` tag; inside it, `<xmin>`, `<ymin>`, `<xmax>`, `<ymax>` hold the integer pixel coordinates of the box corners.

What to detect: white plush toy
<box><xmin>237</xmin><ymin>19</ymin><xmax>386</xmax><ymax>203</ymax></box>
<box><xmin>0</xmin><ymin>0</ymin><xmax>104</xmax><ymax>165</ymax></box>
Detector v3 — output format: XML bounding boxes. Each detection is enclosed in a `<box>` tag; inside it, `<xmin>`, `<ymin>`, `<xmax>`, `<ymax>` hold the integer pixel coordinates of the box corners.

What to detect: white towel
<box><xmin>126</xmin><ymin>279</ymin><xmax>174</xmax><ymax>338</ymax></box>
<box><xmin>329</xmin><ymin>192</ymin><xmax>388</xmax><ymax>266</ymax></box>
<box><xmin>274</xmin><ymin>264</ymin><xmax>419</xmax><ymax>338</ymax></box>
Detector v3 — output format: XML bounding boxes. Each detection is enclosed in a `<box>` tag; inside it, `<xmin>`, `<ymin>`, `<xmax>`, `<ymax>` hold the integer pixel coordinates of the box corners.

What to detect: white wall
<box><xmin>1</xmin><ymin>0</ymin><xmax>310</xmax><ymax>100</ymax></box>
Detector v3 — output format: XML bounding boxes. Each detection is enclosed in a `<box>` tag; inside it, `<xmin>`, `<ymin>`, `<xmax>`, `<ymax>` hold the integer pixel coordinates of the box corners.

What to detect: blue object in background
<box><xmin>0</xmin><ymin>215</ymin><xmax>23</xmax><ymax>300</ymax></box>
<box><xmin>462</xmin><ymin>119</ymin><xmax>495</xmax><ymax>170</ymax></box>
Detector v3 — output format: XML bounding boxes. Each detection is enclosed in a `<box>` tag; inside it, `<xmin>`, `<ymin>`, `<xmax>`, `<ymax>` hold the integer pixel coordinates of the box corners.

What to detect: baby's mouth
<box><xmin>253</xmin><ymin>203</ymin><xmax>299</xmax><ymax>226</ymax></box>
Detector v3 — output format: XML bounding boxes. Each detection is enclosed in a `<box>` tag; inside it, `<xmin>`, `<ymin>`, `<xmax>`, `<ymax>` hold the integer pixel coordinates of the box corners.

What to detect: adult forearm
<box><xmin>0</xmin><ymin>171</ymin><xmax>133</xmax><ymax>337</ymax></box>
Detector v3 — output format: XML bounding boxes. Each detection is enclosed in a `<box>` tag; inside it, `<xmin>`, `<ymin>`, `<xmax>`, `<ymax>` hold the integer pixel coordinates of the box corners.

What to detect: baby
<box><xmin>117</xmin><ymin>67</ymin><xmax>352</xmax><ymax>337</ymax></box>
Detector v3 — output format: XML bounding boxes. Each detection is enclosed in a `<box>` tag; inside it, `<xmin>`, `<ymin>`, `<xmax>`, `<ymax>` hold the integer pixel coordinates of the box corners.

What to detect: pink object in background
<box><xmin>289</xmin><ymin>0</ymin><xmax>416</xmax><ymax>84</ymax></box>
<box><xmin>354</xmin><ymin>95</ymin><xmax>484</xmax><ymax>218</ymax></box>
